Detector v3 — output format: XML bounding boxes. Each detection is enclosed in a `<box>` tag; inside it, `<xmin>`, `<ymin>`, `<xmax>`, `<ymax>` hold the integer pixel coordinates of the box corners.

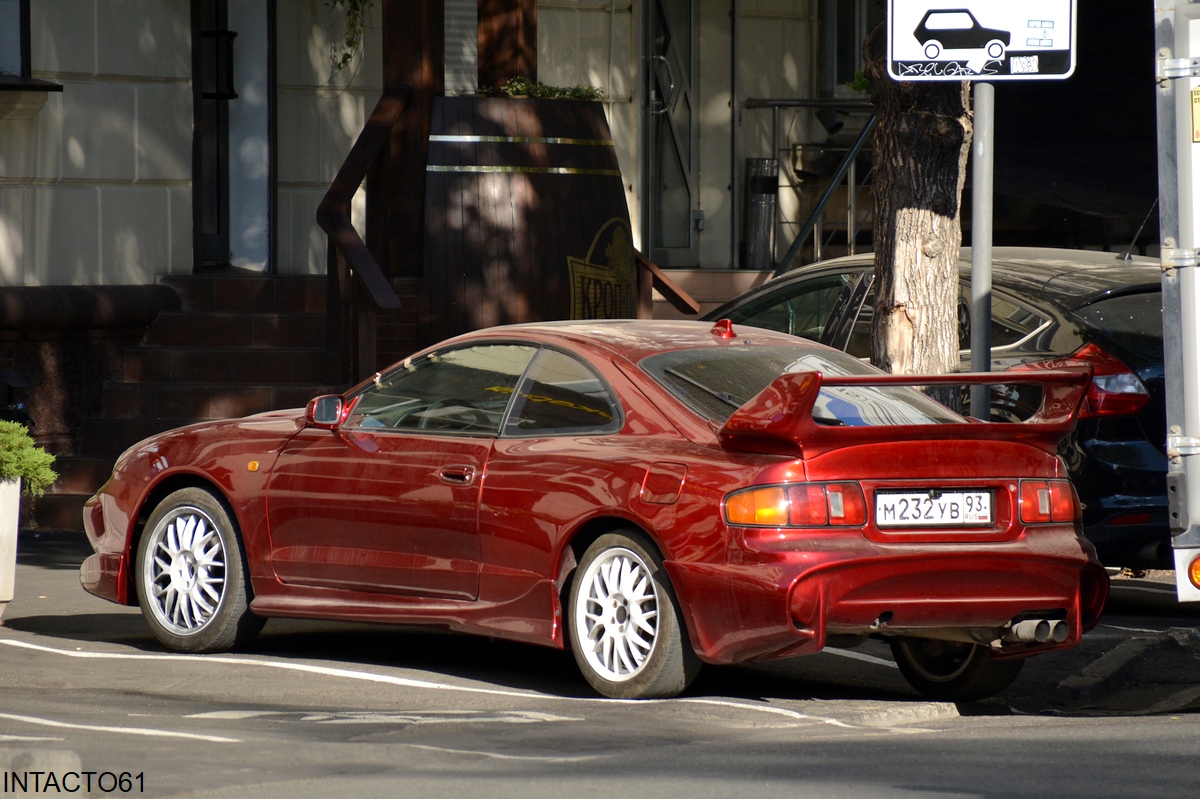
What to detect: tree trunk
<box><xmin>863</xmin><ymin>24</ymin><xmax>972</xmax><ymax>393</ymax></box>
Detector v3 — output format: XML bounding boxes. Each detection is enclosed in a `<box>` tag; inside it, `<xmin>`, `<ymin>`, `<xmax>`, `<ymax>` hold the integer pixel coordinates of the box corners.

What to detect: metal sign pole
<box><xmin>969</xmin><ymin>82</ymin><xmax>995</xmax><ymax>419</ymax></box>
<box><xmin>886</xmin><ymin>1</ymin><xmax>1076</xmax><ymax>420</ymax></box>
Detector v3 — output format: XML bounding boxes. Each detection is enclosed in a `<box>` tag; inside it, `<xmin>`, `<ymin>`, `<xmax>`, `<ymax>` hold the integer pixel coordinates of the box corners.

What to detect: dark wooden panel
<box><xmin>422</xmin><ymin>98</ymin><xmax>634</xmax><ymax>346</ymax></box>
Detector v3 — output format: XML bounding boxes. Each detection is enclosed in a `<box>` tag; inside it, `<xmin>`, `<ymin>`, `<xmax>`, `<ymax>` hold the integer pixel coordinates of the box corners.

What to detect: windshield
<box><xmin>641</xmin><ymin>346</ymin><xmax>963</xmax><ymax>427</ymax></box>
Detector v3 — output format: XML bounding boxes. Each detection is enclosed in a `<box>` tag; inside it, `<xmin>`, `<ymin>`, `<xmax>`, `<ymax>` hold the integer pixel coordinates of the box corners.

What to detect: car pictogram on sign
<box><xmin>914</xmin><ymin>8</ymin><xmax>1011</xmax><ymax>60</ymax></box>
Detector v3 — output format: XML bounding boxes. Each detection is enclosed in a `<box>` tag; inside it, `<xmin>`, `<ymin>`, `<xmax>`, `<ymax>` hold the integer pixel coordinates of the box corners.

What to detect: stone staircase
<box><xmin>33</xmin><ymin>273</ymin><xmax>344</xmax><ymax>531</ymax></box>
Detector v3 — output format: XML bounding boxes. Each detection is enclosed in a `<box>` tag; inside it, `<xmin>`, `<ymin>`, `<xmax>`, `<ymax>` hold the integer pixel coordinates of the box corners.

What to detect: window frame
<box><xmin>0</xmin><ymin>0</ymin><xmax>62</xmax><ymax>93</ymax></box>
<box><xmin>339</xmin><ymin>340</ymin><xmax>626</xmax><ymax>440</ymax></box>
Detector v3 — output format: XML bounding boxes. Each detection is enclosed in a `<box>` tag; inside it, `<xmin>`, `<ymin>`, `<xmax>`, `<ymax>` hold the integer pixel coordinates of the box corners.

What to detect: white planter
<box><xmin>0</xmin><ymin>477</ymin><xmax>21</xmax><ymax>618</ymax></box>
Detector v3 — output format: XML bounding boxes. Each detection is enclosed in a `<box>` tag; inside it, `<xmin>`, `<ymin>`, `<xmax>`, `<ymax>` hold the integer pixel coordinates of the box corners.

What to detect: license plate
<box><xmin>874</xmin><ymin>490</ymin><xmax>992</xmax><ymax>527</ymax></box>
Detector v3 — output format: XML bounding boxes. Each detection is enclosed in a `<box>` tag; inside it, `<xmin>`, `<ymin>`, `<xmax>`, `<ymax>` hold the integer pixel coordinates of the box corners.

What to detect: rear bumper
<box><xmin>665</xmin><ymin>534</ymin><xmax>1108</xmax><ymax>665</ymax></box>
<box><xmin>1074</xmin><ymin>433</ymin><xmax>1171</xmax><ymax>568</ymax></box>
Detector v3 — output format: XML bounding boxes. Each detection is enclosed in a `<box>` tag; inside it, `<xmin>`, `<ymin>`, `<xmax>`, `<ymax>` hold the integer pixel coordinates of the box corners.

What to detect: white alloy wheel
<box><xmin>568</xmin><ymin>532</ymin><xmax>700</xmax><ymax>698</ymax></box>
<box><xmin>136</xmin><ymin>488</ymin><xmax>262</xmax><ymax>652</ymax></box>
<box><xmin>575</xmin><ymin>545</ymin><xmax>659</xmax><ymax>682</ymax></box>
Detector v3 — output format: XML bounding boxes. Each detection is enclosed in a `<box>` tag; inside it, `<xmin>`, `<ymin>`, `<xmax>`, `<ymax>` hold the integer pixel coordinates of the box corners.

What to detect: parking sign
<box><xmin>888</xmin><ymin>0</ymin><xmax>1077</xmax><ymax>81</ymax></box>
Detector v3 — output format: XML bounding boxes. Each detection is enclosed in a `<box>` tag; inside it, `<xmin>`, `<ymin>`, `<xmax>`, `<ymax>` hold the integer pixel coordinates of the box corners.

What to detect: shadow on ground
<box><xmin>10</xmin><ymin>529</ymin><xmax>1200</xmax><ymax>718</ymax></box>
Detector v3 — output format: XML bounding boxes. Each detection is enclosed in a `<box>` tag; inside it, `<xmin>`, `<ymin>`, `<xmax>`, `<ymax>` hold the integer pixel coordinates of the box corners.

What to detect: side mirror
<box><xmin>305</xmin><ymin>395</ymin><xmax>345</xmax><ymax>430</ymax></box>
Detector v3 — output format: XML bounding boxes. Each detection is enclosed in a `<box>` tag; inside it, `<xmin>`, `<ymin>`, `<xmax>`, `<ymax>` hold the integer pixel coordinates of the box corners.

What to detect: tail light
<box><xmin>1006</xmin><ymin>342</ymin><xmax>1149</xmax><ymax>419</ymax></box>
<box><xmin>1019</xmin><ymin>479</ymin><xmax>1079</xmax><ymax>524</ymax></box>
<box><xmin>725</xmin><ymin>482</ymin><xmax>867</xmax><ymax>527</ymax></box>
<box><xmin>1071</xmin><ymin>343</ymin><xmax>1150</xmax><ymax>418</ymax></box>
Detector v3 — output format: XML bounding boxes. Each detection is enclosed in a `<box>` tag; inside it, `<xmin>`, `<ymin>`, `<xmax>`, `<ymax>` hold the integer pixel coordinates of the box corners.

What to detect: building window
<box><xmin>0</xmin><ymin>0</ymin><xmax>28</xmax><ymax>80</ymax></box>
<box><xmin>819</xmin><ymin>0</ymin><xmax>884</xmax><ymax>97</ymax></box>
<box><xmin>0</xmin><ymin>0</ymin><xmax>62</xmax><ymax>99</ymax></box>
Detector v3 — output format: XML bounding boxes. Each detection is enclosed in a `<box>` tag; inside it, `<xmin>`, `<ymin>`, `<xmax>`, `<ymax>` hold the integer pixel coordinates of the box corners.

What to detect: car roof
<box><xmin>739</xmin><ymin>247</ymin><xmax>1160</xmax><ymax>313</ymax></box>
<box><xmin>447</xmin><ymin>319</ymin><xmax>814</xmax><ymax>361</ymax></box>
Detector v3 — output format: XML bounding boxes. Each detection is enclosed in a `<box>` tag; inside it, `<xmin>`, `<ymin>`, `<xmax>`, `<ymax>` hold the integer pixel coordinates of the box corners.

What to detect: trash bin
<box><xmin>742</xmin><ymin>157</ymin><xmax>778</xmax><ymax>270</ymax></box>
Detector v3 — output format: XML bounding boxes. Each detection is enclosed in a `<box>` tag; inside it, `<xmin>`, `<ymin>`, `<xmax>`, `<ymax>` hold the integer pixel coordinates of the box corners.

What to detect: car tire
<box><xmin>986</xmin><ymin>40</ymin><xmax>1005</xmax><ymax>59</ymax></box>
<box><xmin>889</xmin><ymin>637</ymin><xmax>1024</xmax><ymax>701</ymax></box>
<box><xmin>567</xmin><ymin>531</ymin><xmax>701</xmax><ymax>699</ymax></box>
<box><xmin>135</xmin><ymin>487</ymin><xmax>264</xmax><ymax>653</ymax></box>
<box><xmin>923</xmin><ymin>40</ymin><xmax>942</xmax><ymax>59</ymax></box>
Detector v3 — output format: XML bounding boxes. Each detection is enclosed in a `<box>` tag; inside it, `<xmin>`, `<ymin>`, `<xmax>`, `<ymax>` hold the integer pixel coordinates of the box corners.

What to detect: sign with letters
<box><xmin>887</xmin><ymin>0</ymin><xmax>1076</xmax><ymax>81</ymax></box>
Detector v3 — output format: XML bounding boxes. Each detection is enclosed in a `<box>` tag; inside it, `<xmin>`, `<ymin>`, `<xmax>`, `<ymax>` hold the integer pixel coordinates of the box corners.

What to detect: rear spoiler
<box><xmin>717</xmin><ymin>368</ymin><xmax>1092</xmax><ymax>458</ymax></box>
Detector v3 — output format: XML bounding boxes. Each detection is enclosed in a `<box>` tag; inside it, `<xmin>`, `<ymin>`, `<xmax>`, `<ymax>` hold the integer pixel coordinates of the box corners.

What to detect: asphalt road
<box><xmin>3</xmin><ymin>530</ymin><xmax>1200</xmax><ymax>798</ymax></box>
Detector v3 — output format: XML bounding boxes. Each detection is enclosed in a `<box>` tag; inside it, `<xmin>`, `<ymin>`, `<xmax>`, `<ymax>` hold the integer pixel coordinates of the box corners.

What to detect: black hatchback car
<box><xmin>705</xmin><ymin>248</ymin><xmax>1167</xmax><ymax>569</ymax></box>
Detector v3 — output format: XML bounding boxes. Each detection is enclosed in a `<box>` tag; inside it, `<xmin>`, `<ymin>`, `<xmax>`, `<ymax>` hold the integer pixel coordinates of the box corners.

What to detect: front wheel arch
<box><xmin>134</xmin><ymin>486</ymin><xmax>264</xmax><ymax>653</ymax></box>
<box><xmin>124</xmin><ymin>474</ymin><xmax>241</xmax><ymax>604</ymax></box>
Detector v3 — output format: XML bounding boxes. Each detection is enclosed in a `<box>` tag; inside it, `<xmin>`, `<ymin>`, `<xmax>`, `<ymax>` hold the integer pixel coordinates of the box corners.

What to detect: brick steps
<box><xmin>142</xmin><ymin>311</ymin><xmax>326</xmax><ymax>349</ymax></box>
<box><xmin>32</xmin><ymin>274</ymin><xmax>339</xmax><ymax>531</ymax></box>
<box><xmin>120</xmin><ymin>346</ymin><xmax>335</xmax><ymax>384</ymax></box>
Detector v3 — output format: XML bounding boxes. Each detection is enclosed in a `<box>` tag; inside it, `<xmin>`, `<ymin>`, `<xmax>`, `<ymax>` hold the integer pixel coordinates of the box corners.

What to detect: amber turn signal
<box><xmin>725</xmin><ymin>482</ymin><xmax>866</xmax><ymax>527</ymax></box>
<box><xmin>1188</xmin><ymin>554</ymin><xmax>1200</xmax><ymax>591</ymax></box>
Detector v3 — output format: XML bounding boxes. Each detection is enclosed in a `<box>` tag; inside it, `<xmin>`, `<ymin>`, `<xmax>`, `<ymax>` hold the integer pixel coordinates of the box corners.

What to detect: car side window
<box><xmin>721</xmin><ymin>275</ymin><xmax>854</xmax><ymax>340</ymax></box>
<box><xmin>345</xmin><ymin>344</ymin><xmax>537</xmax><ymax>434</ymax></box>
<box><xmin>988</xmin><ymin>293</ymin><xmax>1049</xmax><ymax>348</ymax></box>
<box><xmin>502</xmin><ymin>349</ymin><xmax>621</xmax><ymax>436</ymax></box>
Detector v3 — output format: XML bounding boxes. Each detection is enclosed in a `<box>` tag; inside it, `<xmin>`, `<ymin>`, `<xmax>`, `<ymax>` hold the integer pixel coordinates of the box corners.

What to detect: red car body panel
<box><xmin>81</xmin><ymin>320</ymin><xmax>1108</xmax><ymax>667</ymax></box>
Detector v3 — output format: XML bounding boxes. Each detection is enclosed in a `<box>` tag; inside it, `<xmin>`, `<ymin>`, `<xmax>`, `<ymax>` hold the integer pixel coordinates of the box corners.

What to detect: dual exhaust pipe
<box><xmin>1005</xmin><ymin>618</ymin><xmax>1069</xmax><ymax>644</ymax></box>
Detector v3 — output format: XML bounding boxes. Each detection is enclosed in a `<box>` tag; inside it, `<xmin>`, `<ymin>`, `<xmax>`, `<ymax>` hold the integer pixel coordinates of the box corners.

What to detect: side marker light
<box><xmin>1189</xmin><ymin>555</ymin><xmax>1200</xmax><ymax>591</ymax></box>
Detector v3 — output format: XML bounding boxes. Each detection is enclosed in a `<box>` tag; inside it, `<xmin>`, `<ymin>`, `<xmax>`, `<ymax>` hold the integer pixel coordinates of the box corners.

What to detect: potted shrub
<box><xmin>0</xmin><ymin>420</ymin><xmax>57</xmax><ymax>617</ymax></box>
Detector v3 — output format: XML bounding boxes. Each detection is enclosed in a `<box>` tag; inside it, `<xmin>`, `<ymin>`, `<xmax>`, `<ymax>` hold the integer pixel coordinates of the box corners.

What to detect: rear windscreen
<box><xmin>1073</xmin><ymin>292</ymin><xmax>1163</xmax><ymax>361</ymax></box>
<box><xmin>640</xmin><ymin>346</ymin><xmax>962</xmax><ymax>427</ymax></box>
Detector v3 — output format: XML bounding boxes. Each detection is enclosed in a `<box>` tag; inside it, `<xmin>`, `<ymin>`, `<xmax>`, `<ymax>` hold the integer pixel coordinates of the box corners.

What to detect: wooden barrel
<box><xmin>422</xmin><ymin>97</ymin><xmax>635</xmax><ymax>345</ymax></box>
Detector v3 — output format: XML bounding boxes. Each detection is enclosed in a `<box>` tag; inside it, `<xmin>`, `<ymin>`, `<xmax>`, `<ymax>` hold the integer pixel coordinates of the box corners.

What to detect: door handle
<box><xmin>439</xmin><ymin>465</ymin><xmax>477</xmax><ymax>486</ymax></box>
<box><xmin>650</xmin><ymin>54</ymin><xmax>676</xmax><ymax>116</ymax></box>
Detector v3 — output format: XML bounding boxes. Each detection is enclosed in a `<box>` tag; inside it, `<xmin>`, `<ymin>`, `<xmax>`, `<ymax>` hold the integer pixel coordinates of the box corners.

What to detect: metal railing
<box><xmin>316</xmin><ymin>84</ymin><xmax>411</xmax><ymax>382</ymax></box>
<box><xmin>743</xmin><ymin>98</ymin><xmax>876</xmax><ymax>276</ymax></box>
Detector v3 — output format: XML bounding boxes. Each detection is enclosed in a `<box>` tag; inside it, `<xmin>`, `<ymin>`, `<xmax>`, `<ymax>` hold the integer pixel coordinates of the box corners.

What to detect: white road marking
<box><xmin>0</xmin><ymin>734</ymin><xmax>63</xmax><ymax>742</ymax></box>
<box><xmin>0</xmin><ymin>637</ymin><xmax>923</xmax><ymax>731</ymax></box>
<box><xmin>1100</xmin><ymin>624</ymin><xmax>1166</xmax><ymax>634</ymax></box>
<box><xmin>0</xmin><ymin>713</ymin><xmax>239</xmax><ymax>743</ymax></box>
<box><xmin>822</xmin><ymin>648</ymin><xmax>900</xmax><ymax>669</ymax></box>
<box><xmin>187</xmin><ymin>710</ymin><xmax>582</xmax><ymax>725</ymax></box>
<box><xmin>401</xmin><ymin>743</ymin><xmax>603</xmax><ymax>763</ymax></box>
<box><xmin>1112</xmin><ymin>584</ymin><xmax>1176</xmax><ymax>595</ymax></box>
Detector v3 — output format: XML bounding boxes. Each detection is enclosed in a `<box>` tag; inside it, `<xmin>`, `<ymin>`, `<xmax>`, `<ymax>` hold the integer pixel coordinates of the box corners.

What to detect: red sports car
<box><xmin>81</xmin><ymin>320</ymin><xmax>1108</xmax><ymax>700</ymax></box>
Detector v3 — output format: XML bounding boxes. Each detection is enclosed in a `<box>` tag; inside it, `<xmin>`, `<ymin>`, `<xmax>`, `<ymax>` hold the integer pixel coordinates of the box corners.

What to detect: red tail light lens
<box><xmin>821</xmin><ymin>482</ymin><xmax>868</xmax><ymax>525</ymax></box>
<box><xmin>1069</xmin><ymin>343</ymin><xmax>1149</xmax><ymax>419</ymax></box>
<box><xmin>1007</xmin><ymin>342</ymin><xmax>1149</xmax><ymax>419</ymax></box>
<box><xmin>1020</xmin><ymin>479</ymin><xmax>1079</xmax><ymax>524</ymax></box>
<box><xmin>725</xmin><ymin>482</ymin><xmax>866</xmax><ymax>527</ymax></box>
<box><xmin>787</xmin><ymin>484</ymin><xmax>830</xmax><ymax>526</ymax></box>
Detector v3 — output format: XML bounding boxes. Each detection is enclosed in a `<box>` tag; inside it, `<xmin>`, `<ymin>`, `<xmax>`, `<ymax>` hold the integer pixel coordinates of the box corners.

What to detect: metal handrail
<box><xmin>316</xmin><ymin>84</ymin><xmax>411</xmax><ymax>380</ymax></box>
<box><xmin>743</xmin><ymin>98</ymin><xmax>876</xmax><ymax>276</ymax></box>
<box><xmin>773</xmin><ymin>114</ymin><xmax>877</xmax><ymax>277</ymax></box>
